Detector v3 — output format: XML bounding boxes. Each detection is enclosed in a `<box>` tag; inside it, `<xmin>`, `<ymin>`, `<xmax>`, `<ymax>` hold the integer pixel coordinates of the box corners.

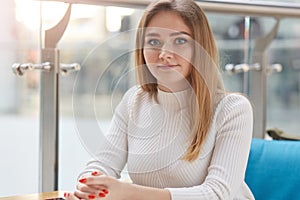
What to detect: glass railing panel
<box><xmin>266</xmin><ymin>17</ymin><xmax>300</xmax><ymax>136</ymax></box>
<box><xmin>207</xmin><ymin>13</ymin><xmax>256</xmax><ymax>93</ymax></box>
<box><xmin>57</xmin><ymin>4</ymin><xmax>143</xmax><ymax>190</ymax></box>
<box><xmin>0</xmin><ymin>0</ymin><xmax>41</xmax><ymax>197</ymax></box>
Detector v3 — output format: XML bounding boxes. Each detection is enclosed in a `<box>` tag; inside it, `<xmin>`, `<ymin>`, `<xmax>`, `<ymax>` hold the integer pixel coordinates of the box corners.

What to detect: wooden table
<box><xmin>0</xmin><ymin>191</ymin><xmax>65</xmax><ymax>200</ymax></box>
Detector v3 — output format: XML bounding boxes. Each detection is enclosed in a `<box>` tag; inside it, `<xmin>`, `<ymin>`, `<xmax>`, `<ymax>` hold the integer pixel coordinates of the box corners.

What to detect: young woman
<box><xmin>65</xmin><ymin>0</ymin><xmax>254</xmax><ymax>199</ymax></box>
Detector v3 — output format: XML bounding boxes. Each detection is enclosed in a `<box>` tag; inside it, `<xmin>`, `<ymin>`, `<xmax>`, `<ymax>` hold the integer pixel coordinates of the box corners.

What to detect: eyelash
<box><xmin>148</xmin><ymin>39</ymin><xmax>161</xmax><ymax>46</ymax></box>
<box><xmin>146</xmin><ymin>38</ymin><xmax>188</xmax><ymax>46</ymax></box>
<box><xmin>175</xmin><ymin>38</ymin><xmax>187</xmax><ymax>44</ymax></box>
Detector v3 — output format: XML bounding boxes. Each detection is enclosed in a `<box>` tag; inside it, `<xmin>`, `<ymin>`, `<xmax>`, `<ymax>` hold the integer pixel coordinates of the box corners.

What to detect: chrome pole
<box><xmin>39</xmin><ymin>4</ymin><xmax>72</xmax><ymax>192</ymax></box>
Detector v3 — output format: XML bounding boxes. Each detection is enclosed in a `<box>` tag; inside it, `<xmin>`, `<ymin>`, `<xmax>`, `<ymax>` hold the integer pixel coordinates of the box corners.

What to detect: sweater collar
<box><xmin>157</xmin><ymin>87</ymin><xmax>192</xmax><ymax>110</ymax></box>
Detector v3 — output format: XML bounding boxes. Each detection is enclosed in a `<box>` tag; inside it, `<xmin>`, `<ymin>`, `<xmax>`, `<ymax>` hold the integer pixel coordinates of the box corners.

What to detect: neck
<box><xmin>158</xmin><ymin>79</ymin><xmax>191</xmax><ymax>93</ymax></box>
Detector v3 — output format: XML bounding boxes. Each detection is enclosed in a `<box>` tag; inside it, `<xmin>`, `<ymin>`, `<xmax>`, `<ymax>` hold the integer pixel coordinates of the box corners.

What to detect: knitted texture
<box><xmin>82</xmin><ymin>85</ymin><xmax>254</xmax><ymax>200</ymax></box>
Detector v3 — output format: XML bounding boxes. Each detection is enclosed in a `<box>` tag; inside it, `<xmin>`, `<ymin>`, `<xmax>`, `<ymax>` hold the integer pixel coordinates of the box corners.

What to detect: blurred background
<box><xmin>0</xmin><ymin>0</ymin><xmax>299</xmax><ymax>197</ymax></box>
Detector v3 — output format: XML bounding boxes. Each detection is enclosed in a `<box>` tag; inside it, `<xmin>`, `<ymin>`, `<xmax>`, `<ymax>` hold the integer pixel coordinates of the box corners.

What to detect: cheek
<box><xmin>176</xmin><ymin>47</ymin><xmax>193</xmax><ymax>64</ymax></box>
<box><xmin>176</xmin><ymin>48</ymin><xmax>193</xmax><ymax>78</ymax></box>
<box><xmin>175</xmin><ymin>48</ymin><xmax>193</xmax><ymax>75</ymax></box>
<box><xmin>143</xmin><ymin>49</ymin><xmax>159</xmax><ymax>78</ymax></box>
<box><xmin>143</xmin><ymin>49</ymin><xmax>158</xmax><ymax>64</ymax></box>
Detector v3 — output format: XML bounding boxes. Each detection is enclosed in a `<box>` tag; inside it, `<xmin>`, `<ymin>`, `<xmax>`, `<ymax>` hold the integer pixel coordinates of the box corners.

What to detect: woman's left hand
<box><xmin>66</xmin><ymin>171</ymin><xmax>130</xmax><ymax>200</ymax></box>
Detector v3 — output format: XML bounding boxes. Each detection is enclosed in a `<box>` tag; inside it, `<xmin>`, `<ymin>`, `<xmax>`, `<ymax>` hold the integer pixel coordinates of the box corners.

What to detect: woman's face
<box><xmin>143</xmin><ymin>11</ymin><xmax>194</xmax><ymax>92</ymax></box>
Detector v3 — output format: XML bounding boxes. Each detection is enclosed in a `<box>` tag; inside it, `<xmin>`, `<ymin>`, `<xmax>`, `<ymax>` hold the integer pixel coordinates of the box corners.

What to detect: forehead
<box><xmin>146</xmin><ymin>11</ymin><xmax>192</xmax><ymax>35</ymax></box>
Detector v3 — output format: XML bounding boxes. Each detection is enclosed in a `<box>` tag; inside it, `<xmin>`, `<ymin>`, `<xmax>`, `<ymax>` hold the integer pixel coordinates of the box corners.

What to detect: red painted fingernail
<box><xmin>102</xmin><ymin>189</ymin><xmax>109</xmax><ymax>194</ymax></box>
<box><xmin>91</xmin><ymin>171</ymin><xmax>99</xmax><ymax>176</ymax></box>
<box><xmin>99</xmin><ymin>192</ymin><xmax>106</xmax><ymax>198</ymax></box>
<box><xmin>79</xmin><ymin>178</ymin><xmax>87</xmax><ymax>183</ymax></box>
<box><xmin>67</xmin><ymin>193</ymin><xmax>71</xmax><ymax>197</ymax></box>
<box><xmin>88</xmin><ymin>194</ymin><xmax>96</xmax><ymax>199</ymax></box>
<box><xmin>64</xmin><ymin>192</ymin><xmax>67</xmax><ymax>197</ymax></box>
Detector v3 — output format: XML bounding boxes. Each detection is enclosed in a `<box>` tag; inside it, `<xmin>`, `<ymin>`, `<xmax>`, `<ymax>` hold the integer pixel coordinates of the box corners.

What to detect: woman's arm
<box><xmin>167</xmin><ymin>94</ymin><xmax>254</xmax><ymax>200</ymax></box>
<box><xmin>79</xmin><ymin>87</ymin><xmax>140</xmax><ymax>179</ymax></box>
<box><xmin>74</xmin><ymin>87</ymin><xmax>140</xmax><ymax>199</ymax></box>
<box><xmin>129</xmin><ymin>183</ymin><xmax>171</xmax><ymax>200</ymax></box>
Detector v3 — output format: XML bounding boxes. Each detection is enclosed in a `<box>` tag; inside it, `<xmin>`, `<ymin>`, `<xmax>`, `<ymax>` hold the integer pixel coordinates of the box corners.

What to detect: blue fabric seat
<box><xmin>245</xmin><ymin>138</ymin><xmax>300</xmax><ymax>200</ymax></box>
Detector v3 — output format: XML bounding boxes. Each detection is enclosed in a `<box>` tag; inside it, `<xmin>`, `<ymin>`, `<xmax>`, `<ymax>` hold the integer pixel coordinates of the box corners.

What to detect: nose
<box><xmin>158</xmin><ymin>45</ymin><xmax>174</xmax><ymax>60</ymax></box>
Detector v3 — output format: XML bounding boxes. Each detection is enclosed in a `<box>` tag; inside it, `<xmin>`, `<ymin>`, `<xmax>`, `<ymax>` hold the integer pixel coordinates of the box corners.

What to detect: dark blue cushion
<box><xmin>245</xmin><ymin>138</ymin><xmax>300</xmax><ymax>200</ymax></box>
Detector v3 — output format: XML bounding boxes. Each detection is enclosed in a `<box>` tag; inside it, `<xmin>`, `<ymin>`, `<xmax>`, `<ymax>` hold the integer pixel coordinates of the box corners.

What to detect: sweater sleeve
<box><xmin>79</xmin><ymin>87</ymin><xmax>138</xmax><ymax>179</ymax></box>
<box><xmin>166</xmin><ymin>94</ymin><xmax>254</xmax><ymax>200</ymax></box>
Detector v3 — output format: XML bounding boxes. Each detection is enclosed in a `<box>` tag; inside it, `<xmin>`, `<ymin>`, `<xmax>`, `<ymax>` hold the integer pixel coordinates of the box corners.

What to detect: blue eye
<box><xmin>148</xmin><ymin>39</ymin><xmax>161</xmax><ymax>46</ymax></box>
<box><xmin>175</xmin><ymin>38</ymin><xmax>187</xmax><ymax>44</ymax></box>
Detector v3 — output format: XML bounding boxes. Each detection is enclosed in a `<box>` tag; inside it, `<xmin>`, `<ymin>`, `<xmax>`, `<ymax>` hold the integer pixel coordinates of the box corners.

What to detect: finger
<box><xmin>74</xmin><ymin>188</ymin><xmax>109</xmax><ymax>199</ymax></box>
<box><xmin>91</xmin><ymin>185</ymin><xmax>107</xmax><ymax>191</ymax></box>
<box><xmin>80</xmin><ymin>175</ymin><xmax>112</xmax><ymax>186</ymax></box>
<box><xmin>98</xmin><ymin>189</ymin><xmax>109</xmax><ymax>198</ymax></box>
<box><xmin>78</xmin><ymin>170</ymin><xmax>106</xmax><ymax>184</ymax></box>
<box><xmin>76</xmin><ymin>183</ymin><xmax>96</xmax><ymax>194</ymax></box>
<box><xmin>78</xmin><ymin>170</ymin><xmax>104</xmax><ymax>182</ymax></box>
<box><xmin>74</xmin><ymin>189</ymin><xmax>97</xmax><ymax>200</ymax></box>
<box><xmin>64</xmin><ymin>192</ymin><xmax>79</xmax><ymax>200</ymax></box>
<box><xmin>91</xmin><ymin>170</ymin><xmax>103</xmax><ymax>176</ymax></box>
<box><xmin>76</xmin><ymin>175</ymin><xmax>111</xmax><ymax>199</ymax></box>
<box><xmin>77</xmin><ymin>182</ymin><xmax>106</xmax><ymax>194</ymax></box>
<box><xmin>76</xmin><ymin>171</ymin><xmax>102</xmax><ymax>186</ymax></box>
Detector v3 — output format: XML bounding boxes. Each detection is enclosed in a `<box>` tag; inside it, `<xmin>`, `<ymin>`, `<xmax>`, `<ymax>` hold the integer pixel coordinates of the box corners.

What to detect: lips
<box><xmin>158</xmin><ymin>64</ymin><xmax>179</xmax><ymax>69</ymax></box>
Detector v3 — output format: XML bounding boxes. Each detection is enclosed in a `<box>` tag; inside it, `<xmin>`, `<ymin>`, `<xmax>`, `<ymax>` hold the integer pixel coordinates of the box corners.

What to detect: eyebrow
<box><xmin>170</xmin><ymin>31</ymin><xmax>191</xmax><ymax>37</ymax></box>
<box><xmin>145</xmin><ymin>31</ymin><xmax>191</xmax><ymax>37</ymax></box>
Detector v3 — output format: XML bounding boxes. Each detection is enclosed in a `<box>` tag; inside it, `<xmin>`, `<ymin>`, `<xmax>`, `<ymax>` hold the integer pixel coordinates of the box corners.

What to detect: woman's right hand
<box><xmin>71</xmin><ymin>171</ymin><xmax>109</xmax><ymax>199</ymax></box>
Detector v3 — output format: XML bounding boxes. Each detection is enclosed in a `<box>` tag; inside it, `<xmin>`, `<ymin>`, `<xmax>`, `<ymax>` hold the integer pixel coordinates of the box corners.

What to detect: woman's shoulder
<box><xmin>118</xmin><ymin>85</ymin><xmax>151</xmax><ymax>107</ymax></box>
<box><xmin>214</xmin><ymin>92</ymin><xmax>253</xmax><ymax>117</ymax></box>
<box><xmin>216</xmin><ymin>91</ymin><xmax>251</xmax><ymax>106</ymax></box>
<box><xmin>114</xmin><ymin>85</ymin><xmax>147</xmax><ymax>116</ymax></box>
<box><xmin>212</xmin><ymin>92</ymin><xmax>254</xmax><ymax>139</ymax></box>
<box><xmin>122</xmin><ymin>85</ymin><xmax>146</xmax><ymax>101</ymax></box>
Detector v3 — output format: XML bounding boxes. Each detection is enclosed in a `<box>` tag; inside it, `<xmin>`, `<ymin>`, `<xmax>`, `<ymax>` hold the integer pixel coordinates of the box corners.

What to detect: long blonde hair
<box><xmin>135</xmin><ymin>0</ymin><xmax>224</xmax><ymax>161</ymax></box>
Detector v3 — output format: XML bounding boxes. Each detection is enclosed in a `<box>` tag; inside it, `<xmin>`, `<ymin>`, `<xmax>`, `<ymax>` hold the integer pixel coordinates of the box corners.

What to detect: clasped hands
<box><xmin>64</xmin><ymin>171</ymin><xmax>129</xmax><ymax>200</ymax></box>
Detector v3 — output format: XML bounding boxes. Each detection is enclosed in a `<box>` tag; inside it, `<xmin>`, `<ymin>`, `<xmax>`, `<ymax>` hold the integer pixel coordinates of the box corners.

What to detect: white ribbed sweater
<box><xmin>83</xmin><ymin>86</ymin><xmax>255</xmax><ymax>200</ymax></box>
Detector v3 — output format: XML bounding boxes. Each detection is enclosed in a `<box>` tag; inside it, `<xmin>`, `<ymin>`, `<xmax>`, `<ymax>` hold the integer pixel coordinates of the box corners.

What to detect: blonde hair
<box><xmin>135</xmin><ymin>0</ymin><xmax>224</xmax><ymax>161</ymax></box>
